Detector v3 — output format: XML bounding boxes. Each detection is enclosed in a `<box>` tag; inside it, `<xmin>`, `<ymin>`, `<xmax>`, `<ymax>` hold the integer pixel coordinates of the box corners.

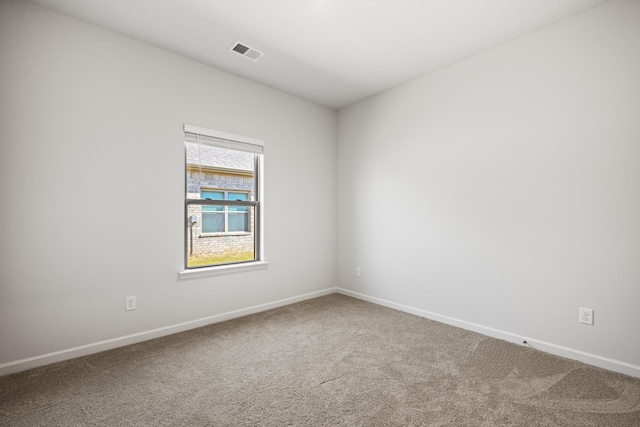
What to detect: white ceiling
<box><xmin>27</xmin><ymin>0</ymin><xmax>611</xmax><ymax>110</ymax></box>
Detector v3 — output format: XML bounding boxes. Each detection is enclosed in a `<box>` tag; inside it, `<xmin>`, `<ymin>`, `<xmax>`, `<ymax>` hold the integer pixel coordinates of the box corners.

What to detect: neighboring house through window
<box><xmin>184</xmin><ymin>124</ymin><xmax>263</xmax><ymax>270</ymax></box>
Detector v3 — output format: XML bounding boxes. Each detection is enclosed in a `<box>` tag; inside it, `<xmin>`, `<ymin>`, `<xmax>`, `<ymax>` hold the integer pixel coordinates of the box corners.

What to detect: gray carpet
<box><xmin>1</xmin><ymin>294</ymin><xmax>639</xmax><ymax>426</ymax></box>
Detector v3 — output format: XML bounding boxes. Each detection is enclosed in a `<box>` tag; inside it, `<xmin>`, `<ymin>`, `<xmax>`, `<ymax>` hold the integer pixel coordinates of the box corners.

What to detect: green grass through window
<box><xmin>187</xmin><ymin>251</ymin><xmax>255</xmax><ymax>268</ymax></box>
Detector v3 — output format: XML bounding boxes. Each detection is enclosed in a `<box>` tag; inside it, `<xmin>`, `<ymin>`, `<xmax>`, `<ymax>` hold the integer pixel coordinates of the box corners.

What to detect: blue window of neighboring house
<box><xmin>227</xmin><ymin>192</ymin><xmax>249</xmax><ymax>232</ymax></box>
<box><xmin>201</xmin><ymin>191</ymin><xmax>224</xmax><ymax>233</ymax></box>
<box><xmin>201</xmin><ymin>190</ymin><xmax>249</xmax><ymax>233</ymax></box>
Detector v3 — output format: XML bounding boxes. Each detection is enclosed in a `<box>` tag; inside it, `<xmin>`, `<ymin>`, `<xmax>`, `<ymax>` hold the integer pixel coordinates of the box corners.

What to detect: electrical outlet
<box><xmin>355</xmin><ymin>267</ymin><xmax>361</xmax><ymax>277</ymax></box>
<box><xmin>579</xmin><ymin>307</ymin><xmax>593</xmax><ymax>325</ymax></box>
<box><xmin>126</xmin><ymin>296</ymin><xmax>136</xmax><ymax>311</ymax></box>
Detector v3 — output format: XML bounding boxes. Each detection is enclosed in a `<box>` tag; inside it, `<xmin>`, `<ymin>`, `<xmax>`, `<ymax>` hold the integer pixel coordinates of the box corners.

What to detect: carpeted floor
<box><xmin>1</xmin><ymin>294</ymin><xmax>639</xmax><ymax>426</ymax></box>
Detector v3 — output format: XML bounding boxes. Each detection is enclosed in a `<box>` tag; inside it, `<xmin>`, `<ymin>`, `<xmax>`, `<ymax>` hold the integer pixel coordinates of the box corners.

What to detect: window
<box><xmin>201</xmin><ymin>190</ymin><xmax>249</xmax><ymax>234</ymax></box>
<box><xmin>184</xmin><ymin>124</ymin><xmax>263</xmax><ymax>270</ymax></box>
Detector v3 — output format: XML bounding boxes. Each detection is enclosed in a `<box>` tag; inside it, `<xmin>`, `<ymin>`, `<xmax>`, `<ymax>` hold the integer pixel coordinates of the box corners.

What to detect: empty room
<box><xmin>1</xmin><ymin>0</ymin><xmax>639</xmax><ymax>425</ymax></box>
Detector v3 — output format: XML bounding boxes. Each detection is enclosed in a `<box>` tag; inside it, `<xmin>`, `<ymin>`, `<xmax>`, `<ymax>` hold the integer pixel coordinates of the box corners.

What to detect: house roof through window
<box><xmin>186</xmin><ymin>142</ymin><xmax>254</xmax><ymax>172</ymax></box>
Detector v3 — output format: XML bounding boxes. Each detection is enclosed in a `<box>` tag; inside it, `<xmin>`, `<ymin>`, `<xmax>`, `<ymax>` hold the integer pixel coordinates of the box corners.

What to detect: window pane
<box><xmin>228</xmin><ymin>192</ymin><xmax>249</xmax><ymax>214</ymax></box>
<box><xmin>202</xmin><ymin>212</ymin><xmax>224</xmax><ymax>233</ymax></box>
<box><xmin>229</xmin><ymin>211</ymin><xmax>249</xmax><ymax>232</ymax></box>
<box><xmin>202</xmin><ymin>191</ymin><xmax>224</xmax><ymax>200</ymax></box>
<box><xmin>228</xmin><ymin>192</ymin><xmax>248</xmax><ymax>201</ymax></box>
<box><xmin>228</xmin><ymin>205</ymin><xmax>248</xmax><ymax>212</ymax></box>
<box><xmin>187</xmin><ymin>206</ymin><xmax>255</xmax><ymax>268</ymax></box>
<box><xmin>186</xmin><ymin>144</ymin><xmax>256</xmax><ymax>197</ymax></box>
<box><xmin>202</xmin><ymin>191</ymin><xmax>224</xmax><ymax>213</ymax></box>
<box><xmin>202</xmin><ymin>205</ymin><xmax>223</xmax><ymax>212</ymax></box>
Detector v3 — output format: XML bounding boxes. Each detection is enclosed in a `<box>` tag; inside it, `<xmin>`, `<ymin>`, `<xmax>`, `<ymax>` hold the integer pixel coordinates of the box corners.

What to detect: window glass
<box><xmin>202</xmin><ymin>190</ymin><xmax>224</xmax><ymax>200</ymax></box>
<box><xmin>228</xmin><ymin>209</ymin><xmax>249</xmax><ymax>232</ymax></box>
<box><xmin>185</xmin><ymin>130</ymin><xmax>261</xmax><ymax>269</ymax></box>
<box><xmin>228</xmin><ymin>192</ymin><xmax>248</xmax><ymax>201</ymax></box>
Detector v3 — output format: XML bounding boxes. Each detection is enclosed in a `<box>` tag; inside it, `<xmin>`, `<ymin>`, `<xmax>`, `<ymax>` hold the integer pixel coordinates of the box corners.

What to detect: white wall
<box><xmin>0</xmin><ymin>0</ymin><xmax>337</xmax><ymax>372</ymax></box>
<box><xmin>338</xmin><ymin>0</ymin><xmax>640</xmax><ymax>375</ymax></box>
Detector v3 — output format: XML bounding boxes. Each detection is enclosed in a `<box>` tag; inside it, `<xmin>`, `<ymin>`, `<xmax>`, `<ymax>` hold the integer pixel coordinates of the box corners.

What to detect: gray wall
<box><xmin>337</xmin><ymin>0</ymin><xmax>640</xmax><ymax>374</ymax></box>
<box><xmin>0</xmin><ymin>0</ymin><xmax>337</xmax><ymax>371</ymax></box>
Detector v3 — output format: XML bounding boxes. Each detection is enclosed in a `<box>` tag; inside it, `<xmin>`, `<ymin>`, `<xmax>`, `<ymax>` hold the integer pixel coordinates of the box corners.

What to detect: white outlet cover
<box><xmin>579</xmin><ymin>307</ymin><xmax>593</xmax><ymax>325</ymax></box>
<box><xmin>126</xmin><ymin>296</ymin><xmax>136</xmax><ymax>311</ymax></box>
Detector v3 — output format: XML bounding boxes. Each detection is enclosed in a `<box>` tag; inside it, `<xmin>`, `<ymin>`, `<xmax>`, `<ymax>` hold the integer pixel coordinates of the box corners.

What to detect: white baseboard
<box><xmin>4</xmin><ymin>287</ymin><xmax>639</xmax><ymax>379</ymax></box>
<box><xmin>337</xmin><ymin>287</ymin><xmax>640</xmax><ymax>379</ymax></box>
<box><xmin>0</xmin><ymin>287</ymin><xmax>337</xmax><ymax>376</ymax></box>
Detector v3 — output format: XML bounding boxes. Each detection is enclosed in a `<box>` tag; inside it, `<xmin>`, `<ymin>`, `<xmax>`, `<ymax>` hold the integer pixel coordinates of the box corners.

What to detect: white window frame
<box><xmin>179</xmin><ymin>124</ymin><xmax>267</xmax><ymax>279</ymax></box>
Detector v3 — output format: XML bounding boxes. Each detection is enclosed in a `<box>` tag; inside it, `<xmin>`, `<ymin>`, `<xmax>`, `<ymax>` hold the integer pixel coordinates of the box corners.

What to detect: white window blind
<box><xmin>184</xmin><ymin>124</ymin><xmax>264</xmax><ymax>154</ymax></box>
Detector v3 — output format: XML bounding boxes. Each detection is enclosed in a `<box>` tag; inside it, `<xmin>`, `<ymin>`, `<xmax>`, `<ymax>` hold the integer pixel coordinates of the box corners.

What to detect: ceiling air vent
<box><xmin>229</xmin><ymin>41</ymin><xmax>264</xmax><ymax>62</ymax></box>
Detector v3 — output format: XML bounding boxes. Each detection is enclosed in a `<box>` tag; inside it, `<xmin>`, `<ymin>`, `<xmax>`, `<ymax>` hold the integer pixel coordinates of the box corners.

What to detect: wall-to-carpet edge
<box><xmin>337</xmin><ymin>288</ymin><xmax>640</xmax><ymax>379</ymax></box>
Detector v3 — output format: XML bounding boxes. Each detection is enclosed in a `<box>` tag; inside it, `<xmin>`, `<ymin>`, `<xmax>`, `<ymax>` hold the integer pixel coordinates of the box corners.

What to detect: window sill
<box><xmin>178</xmin><ymin>261</ymin><xmax>269</xmax><ymax>280</ymax></box>
<box><xmin>199</xmin><ymin>232</ymin><xmax>251</xmax><ymax>237</ymax></box>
